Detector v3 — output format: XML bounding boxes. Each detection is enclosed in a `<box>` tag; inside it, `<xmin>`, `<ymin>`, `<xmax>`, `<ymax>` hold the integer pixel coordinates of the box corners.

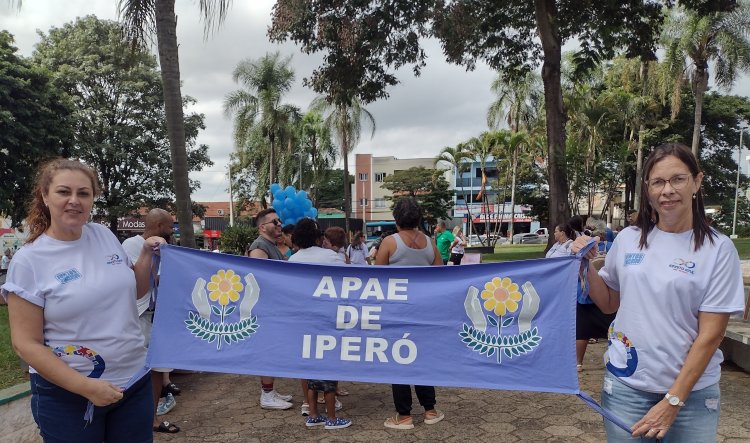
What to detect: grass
<box><xmin>0</xmin><ymin>306</ymin><xmax>27</xmax><ymax>390</ymax></box>
<box><xmin>0</xmin><ymin>237</ymin><xmax>747</xmax><ymax>391</ymax></box>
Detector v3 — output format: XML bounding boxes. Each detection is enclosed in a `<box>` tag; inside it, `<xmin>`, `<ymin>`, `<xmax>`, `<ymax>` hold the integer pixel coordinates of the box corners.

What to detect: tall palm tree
<box><xmin>487</xmin><ymin>70</ymin><xmax>543</xmax><ymax>132</ymax></box>
<box><xmin>118</xmin><ymin>0</ymin><xmax>232</xmax><ymax>248</ymax></box>
<box><xmin>662</xmin><ymin>2</ymin><xmax>750</xmax><ymax>158</ymax></box>
<box><xmin>462</xmin><ymin>132</ymin><xmax>504</xmax><ymax>245</ymax></box>
<box><xmin>298</xmin><ymin>111</ymin><xmax>337</xmax><ymax>206</ymax></box>
<box><xmin>435</xmin><ymin>144</ymin><xmax>473</xmax><ymax>233</ymax></box>
<box><xmin>310</xmin><ymin>97</ymin><xmax>375</xmax><ymax>234</ymax></box>
<box><xmin>224</xmin><ymin>52</ymin><xmax>298</xmax><ymax>192</ymax></box>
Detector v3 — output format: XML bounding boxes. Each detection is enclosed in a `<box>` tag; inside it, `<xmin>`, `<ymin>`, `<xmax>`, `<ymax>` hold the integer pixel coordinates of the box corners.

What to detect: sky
<box><xmin>3</xmin><ymin>1</ymin><xmax>750</xmax><ymax>202</ymax></box>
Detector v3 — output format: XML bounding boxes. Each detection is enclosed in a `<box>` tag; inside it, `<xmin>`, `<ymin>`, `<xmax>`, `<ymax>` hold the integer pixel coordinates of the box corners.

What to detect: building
<box><xmin>354</xmin><ymin>154</ymin><xmax>451</xmax><ymax>223</ymax></box>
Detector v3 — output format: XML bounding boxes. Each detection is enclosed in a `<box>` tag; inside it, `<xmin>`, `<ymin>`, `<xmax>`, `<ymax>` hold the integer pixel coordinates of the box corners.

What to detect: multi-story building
<box><xmin>353</xmin><ymin>154</ymin><xmax>451</xmax><ymax>223</ymax></box>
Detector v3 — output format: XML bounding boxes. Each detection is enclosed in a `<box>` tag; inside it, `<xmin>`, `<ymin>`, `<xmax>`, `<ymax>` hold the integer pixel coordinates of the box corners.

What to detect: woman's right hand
<box><xmin>570</xmin><ymin>235</ymin><xmax>598</xmax><ymax>260</ymax></box>
<box><xmin>83</xmin><ymin>378</ymin><xmax>124</xmax><ymax>407</ymax></box>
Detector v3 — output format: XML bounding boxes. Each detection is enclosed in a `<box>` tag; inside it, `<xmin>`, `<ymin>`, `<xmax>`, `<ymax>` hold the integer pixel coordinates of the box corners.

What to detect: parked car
<box><xmin>535</xmin><ymin>228</ymin><xmax>549</xmax><ymax>242</ymax></box>
<box><xmin>512</xmin><ymin>233</ymin><xmax>544</xmax><ymax>244</ymax></box>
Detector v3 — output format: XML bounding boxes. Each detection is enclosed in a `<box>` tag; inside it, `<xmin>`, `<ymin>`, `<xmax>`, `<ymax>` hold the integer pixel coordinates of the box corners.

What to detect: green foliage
<box><xmin>32</xmin><ymin>16</ymin><xmax>213</xmax><ymax>230</ymax></box>
<box><xmin>0</xmin><ymin>306</ymin><xmax>28</xmax><ymax>390</ymax></box>
<box><xmin>0</xmin><ymin>31</ymin><xmax>74</xmax><ymax>226</ymax></box>
<box><xmin>219</xmin><ymin>224</ymin><xmax>259</xmax><ymax>255</ymax></box>
<box><xmin>316</xmin><ymin>169</ymin><xmax>353</xmax><ymax>210</ymax></box>
<box><xmin>381</xmin><ymin>166</ymin><xmax>453</xmax><ymax>227</ymax></box>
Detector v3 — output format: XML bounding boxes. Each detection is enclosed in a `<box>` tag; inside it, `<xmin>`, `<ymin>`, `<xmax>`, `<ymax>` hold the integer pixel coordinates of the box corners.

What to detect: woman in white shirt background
<box><xmin>448</xmin><ymin>226</ymin><xmax>466</xmax><ymax>265</ymax></box>
<box><xmin>545</xmin><ymin>223</ymin><xmax>575</xmax><ymax>258</ymax></box>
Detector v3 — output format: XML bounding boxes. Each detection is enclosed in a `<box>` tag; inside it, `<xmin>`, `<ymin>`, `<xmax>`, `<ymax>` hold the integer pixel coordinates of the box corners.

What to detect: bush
<box><xmin>220</xmin><ymin>225</ymin><xmax>259</xmax><ymax>255</ymax></box>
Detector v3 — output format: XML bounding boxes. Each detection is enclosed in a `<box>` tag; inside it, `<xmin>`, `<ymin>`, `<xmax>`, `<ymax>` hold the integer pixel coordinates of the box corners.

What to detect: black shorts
<box><xmin>307</xmin><ymin>380</ymin><xmax>337</xmax><ymax>393</ymax></box>
<box><xmin>576</xmin><ymin>302</ymin><xmax>616</xmax><ymax>340</ymax></box>
<box><xmin>449</xmin><ymin>253</ymin><xmax>464</xmax><ymax>265</ymax></box>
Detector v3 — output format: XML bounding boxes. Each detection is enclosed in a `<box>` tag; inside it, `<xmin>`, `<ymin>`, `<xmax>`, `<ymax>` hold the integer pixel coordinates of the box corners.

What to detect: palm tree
<box><xmin>435</xmin><ymin>144</ymin><xmax>473</xmax><ymax>234</ymax></box>
<box><xmin>487</xmin><ymin>71</ymin><xmax>543</xmax><ymax>132</ymax></box>
<box><xmin>662</xmin><ymin>2</ymin><xmax>750</xmax><ymax>158</ymax></box>
<box><xmin>118</xmin><ymin>0</ymin><xmax>232</xmax><ymax>248</ymax></box>
<box><xmin>310</xmin><ymin>97</ymin><xmax>375</xmax><ymax>234</ymax></box>
<box><xmin>224</xmin><ymin>52</ymin><xmax>298</xmax><ymax>193</ymax></box>
<box><xmin>298</xmin><ymin>111</ymin><xmax>337</xmax><ymax>206</ymax></box>
<box><xmin>462</xmin><ymin>132</ymin><xmax>504</xmax><ymax>245</ymax></box>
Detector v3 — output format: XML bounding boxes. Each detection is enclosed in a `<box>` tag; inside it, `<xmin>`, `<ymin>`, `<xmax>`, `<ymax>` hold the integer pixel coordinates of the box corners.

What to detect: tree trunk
<box><xmin>634</xmin><ymin>61</ymin><xmax>649</xmax><ymax>208</ymax></box>
<box><xmin>341</xmin><ymin>112</ymin><xmax>351</xmax><ymax>235</ymax></box>
<box><xmin>509</xmin><ymin>146</ymin><xmax>517</xmax><ymax>243</ymax></box>
<box><xmin>535</xmin><ymin>0</ymin><xmax>570</xmax><ymax>246</ymax></box>
<box><xmin>691</xmin><ymin>62</ymin><xmax>709</xmax><ymax>160</ymax></box>
<box><xmin>155</xmin><ymin>0</ymin><xmax>195</xmax><ymax>248</ymax></box>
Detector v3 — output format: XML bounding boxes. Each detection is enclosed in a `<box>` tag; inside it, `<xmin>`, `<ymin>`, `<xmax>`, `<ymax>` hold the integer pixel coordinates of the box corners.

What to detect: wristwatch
<box><xmin>665</xmin><ymin>393</ymin><xmax>685</xmax><ymax>407</ymax></box>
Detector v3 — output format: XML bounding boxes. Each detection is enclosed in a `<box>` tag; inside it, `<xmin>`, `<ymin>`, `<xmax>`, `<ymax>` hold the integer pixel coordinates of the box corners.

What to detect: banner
<box><xmin>148</xmin><ymin>245</ymin><xmax>581</xmax><ymax>395</ymax></box>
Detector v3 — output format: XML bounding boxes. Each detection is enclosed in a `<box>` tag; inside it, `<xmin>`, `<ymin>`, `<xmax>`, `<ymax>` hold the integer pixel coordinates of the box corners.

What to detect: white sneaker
<box><xmin>156</xmin><ymin>393</ymin><xmax>176</xmax><ymax>416</ymax></box>
<box><xmin>260</xmin><ymin>390</ymin><xmax>293</xmax><ymax>410</ymax></box>
<box><xmin>335</xmin><ymin>398</ymin><xmax>343</xmax><ymax>411</ymax></box>
<box><xmin>301</xmin><ymin>402</ymin><xmax>310</xmax><ymax>416</ymax></box>
<box><xmin>271</xmin><ymin>389</ymin><xmax>292</xmax><ymax>402</ymax></box>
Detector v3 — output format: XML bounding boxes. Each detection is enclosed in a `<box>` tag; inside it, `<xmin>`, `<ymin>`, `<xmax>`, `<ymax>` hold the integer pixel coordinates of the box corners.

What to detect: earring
<box><xmin>693</xmin><ymin>193</ymin><xmax>696</xmax><ymax>200</ymax></box>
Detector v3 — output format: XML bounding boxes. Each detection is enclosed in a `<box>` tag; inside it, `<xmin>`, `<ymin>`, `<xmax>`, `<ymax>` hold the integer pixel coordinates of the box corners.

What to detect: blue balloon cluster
<box><xmin>269</xmin><ymin>183</ymin><xmax>318</xmax><ymax>225</ymax></box>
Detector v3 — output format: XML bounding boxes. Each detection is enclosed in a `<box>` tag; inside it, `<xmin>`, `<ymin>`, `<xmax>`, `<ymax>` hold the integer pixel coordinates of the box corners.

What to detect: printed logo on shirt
<box><xmin>55</xmin><ymin>269</ymin><xmax>82</xmax><ymax>284</ymax></box>
<box><xmin>624</xmin><ymin>253</ymin><xmax>645</xmax><ymax>266</ymax></box>
<box><xmin>105</xmin><ymin>253</ymin><xmax>124</xmax><ymax>266</ymax></box>
<box><xmin>669</xmin><ymin>258</ymin><xmax>695</xmax><ymax>275</ymax></box>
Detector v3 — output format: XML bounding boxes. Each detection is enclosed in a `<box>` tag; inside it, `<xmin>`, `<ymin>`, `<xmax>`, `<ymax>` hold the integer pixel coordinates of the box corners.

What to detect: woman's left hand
<box><xmin>142</xmin><ymin>236</ymin><xmax>167</xmax><ymax>256</ymax></box>
<box><xmin>631</xmin><ymin>399</ymin><xmax>679</xmax><ymax>440</ymax></box>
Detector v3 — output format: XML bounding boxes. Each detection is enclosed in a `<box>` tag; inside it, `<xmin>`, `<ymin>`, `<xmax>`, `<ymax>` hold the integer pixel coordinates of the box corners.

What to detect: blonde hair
<box><xmin>452</xmin><ymin>226</ymin><xmax>462</xmax><ymax>236</ymax></box>
<box><xmin>26</xmin><ymin>159</ymin><xmax>101</xmax><ymax>243</ymax></box>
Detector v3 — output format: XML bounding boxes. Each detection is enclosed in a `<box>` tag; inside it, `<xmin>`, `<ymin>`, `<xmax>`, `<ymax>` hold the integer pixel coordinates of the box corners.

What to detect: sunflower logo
<box><xmin>481</xmin><ymin>277</ymin><xmax>522</xmax><ymax>316</ymax></box>
<box><xmin>207</xmin><ymin>269</ymin><xmax>244</xmax><ymax>306</ymax></box>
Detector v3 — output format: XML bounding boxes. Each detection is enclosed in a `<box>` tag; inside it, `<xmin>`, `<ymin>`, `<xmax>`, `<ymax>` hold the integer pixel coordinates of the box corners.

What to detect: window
<box><xmin>375</xmin><ymin>172</ymin><xmax>387</xmax><ymax>182</ymax></box>
<box><xmin>358</xmin><ymin>173</ymin><xmax>368</xmax><ymax>181</ymax></box>
<box><xmin>359</xmin><ymin>198</ymin><xmax>368</xmax><ymax>206</ymax></box>
<box><xmin>374</xmin><ymin>198</ymin><xmax>386</xmax><ymax>208</ymax></box>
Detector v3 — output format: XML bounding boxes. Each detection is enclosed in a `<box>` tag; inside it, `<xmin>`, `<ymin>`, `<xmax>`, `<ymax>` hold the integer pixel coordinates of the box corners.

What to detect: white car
<box><xmin>512</xmin><ymin>233</ymin><xmax>544</xmax><ymax>244</ymax></box>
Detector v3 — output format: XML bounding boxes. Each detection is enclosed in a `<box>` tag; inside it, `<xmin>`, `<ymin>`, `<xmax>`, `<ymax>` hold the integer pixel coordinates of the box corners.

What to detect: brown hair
<box><xmin>26</xmin><ymin>158</ymin><xmax>101</xmax><ymax>243</ymax></box>
<box><xmin>324</xmin><ymin>226</ymin><xmax>347</xmax><ymax>248</ymax></box>
<box><xmin>636</xmin><ymin>143</ymin><xmax>714</xmax><ymax>250</ymax></box>
<box><xmin>254</xmin><ymin>208</ymin><xmax>277</xmax><ymax>227</ymax></box>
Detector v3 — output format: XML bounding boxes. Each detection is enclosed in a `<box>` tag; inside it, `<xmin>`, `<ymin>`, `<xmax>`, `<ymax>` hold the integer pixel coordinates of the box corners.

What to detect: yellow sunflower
<box><xmin>481</xmin><ymin>276</ymin><xmax>522</xmax><ymax>316</ymax></box>
<box><xmin>207</xmin><ymin>269</ymin><xmax>244</xmax><ymax>306</ymax></box>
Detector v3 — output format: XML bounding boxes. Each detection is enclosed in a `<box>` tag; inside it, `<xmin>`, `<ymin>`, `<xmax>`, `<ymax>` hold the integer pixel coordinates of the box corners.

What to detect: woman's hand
<box><xmin>631</xmin><ymin>400</ymin><xmax>679</xmax><ymax>440</ymax></box>
<box><xmin>142</xmin><ymin>236</ymin><xmax>167</xmax><ymax>256</ymax></box>
<box><xmin>83</xmin><ymin>378</ymin><xmax>125</xmax><ymax>407</ymax></box>
<box><xmin>570</xmin><ymin>235</ymin><xmax>598</xmax><ymax>260</ymax></box>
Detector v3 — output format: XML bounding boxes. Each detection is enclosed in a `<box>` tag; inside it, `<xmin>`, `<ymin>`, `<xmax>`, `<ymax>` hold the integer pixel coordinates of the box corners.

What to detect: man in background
<box><xmin>434</xmin><ymin>222</ymin><xmax>454</xmax><ymax>265</ymax></box>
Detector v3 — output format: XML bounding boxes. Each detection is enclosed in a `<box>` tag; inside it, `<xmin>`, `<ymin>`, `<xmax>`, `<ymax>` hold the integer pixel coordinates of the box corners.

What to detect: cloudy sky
<box><xmin>3</xmin><ymin>2</ymin><xmax>750</xmax><ymax>202</ymax></box>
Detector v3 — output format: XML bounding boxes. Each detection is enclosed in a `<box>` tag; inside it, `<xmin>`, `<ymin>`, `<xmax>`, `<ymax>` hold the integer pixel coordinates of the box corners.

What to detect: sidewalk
<box><xmin>153</xmin><ymin>342</ymin><xmax>750</xmax><ymax>442</ymax></box>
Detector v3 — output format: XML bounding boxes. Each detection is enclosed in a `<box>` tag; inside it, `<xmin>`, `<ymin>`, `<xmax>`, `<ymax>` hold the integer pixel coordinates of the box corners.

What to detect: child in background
<box><xmin>304</xmin><ymin>380</ymin><xmax>351</xmax><ymax>429</ymax></box>
<box><xmin>324</xmin><ymin>227</ymin><xmax>349</xmax><ymax>263</ymax></box>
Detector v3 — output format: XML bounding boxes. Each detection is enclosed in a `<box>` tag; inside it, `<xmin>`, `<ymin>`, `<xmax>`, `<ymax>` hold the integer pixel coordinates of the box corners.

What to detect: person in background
<box><xmin>347</xmin><ymin>231</ymin><xmax>370</xmax><ymax>265</ymax></box>
<box><xmin>626</xmin><ymin>209</ymin><xmax>638</xmax><ymax>226</ymax></box>
<box><xmin>448</xmin><ymin>226</ymin><xmax>466</xmax><ymax>265</ymax></box>
<box><xmin>277</xmin><ymin>223</ymin><xmax>295</xmax><ymax>259</ymax></box>
<box><xmin>246</xmin><ymin>208</ymin><xmax>294</xmax><ymax>410</ymax></box>
<box><xmin>368</xmin><ymin>231</ymin><xmax>387</xmax><ymax>262</ymax></box>
<box><xmin>545</xmin><ymin>223</ymin><xmax>575</xmax><ymax>258</ymax></box>
<box><xmin>572</xmin><ymin>143</ymin><xmax>744</xmax><ymax>441</ymax></box>
<box><xmin>2</xmin><ymin>159</ymin><xmax>165</xmax><ymax>442</ymax></box>
<box><xmin>324</xmin><ymin>226</ymin><xmax>348</xmax><ymax>263</ymax></box>
<box><xmin>0</xmin><ymin>248</ymin><xmax>11</xmax><ymax>289</ymax></box>
<box><xmin>569</xmin><ymin>215</ymin><xmax>585</xmax><ymax>237</ymax></box>
<box><xmin>121</xmin><ymin>208</ymin><xmax>180</xmax><ymax>434</ymax></box>
<box><xmin>377</xmin><ymin>197</ymin><xmax>444</xmax><ymax>430</ymax></box>
<box><xmin>288</xmin><ymin>218</ymin><xmax>350</xmax><ymax>429</ymax></box>
<box><xmin>434</xmin><ymin>221</ymin><xmax>454</xmax><ymax>265</ymax></box>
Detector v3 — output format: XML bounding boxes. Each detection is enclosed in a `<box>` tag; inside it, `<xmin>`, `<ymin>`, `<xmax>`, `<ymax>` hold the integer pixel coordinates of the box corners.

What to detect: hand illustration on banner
<box><xmin>461</xmin><ymin>276</ymin><xmax>542</xmax><ymax>364</ymax></box>
<box><xmin>185</xmin><ymin>269</ymin><xmax>259</xmax><ymax>350</ymax></box>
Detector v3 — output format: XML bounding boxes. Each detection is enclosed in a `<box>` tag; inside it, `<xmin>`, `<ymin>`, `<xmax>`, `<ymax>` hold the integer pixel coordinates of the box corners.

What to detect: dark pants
<box><xmin>30</xmin><ymin>373</ymin><xmax>153</xmax><ymax>443</ymax></box>
<box><xmin>391</xmin><ymin>384</ymin><xmax>436</xmax><ymax>416</ymax></box>
<box><xmin>449</xmin><ymin>253</ymin><xmax>464</xmax><ymax>265</ymax></box>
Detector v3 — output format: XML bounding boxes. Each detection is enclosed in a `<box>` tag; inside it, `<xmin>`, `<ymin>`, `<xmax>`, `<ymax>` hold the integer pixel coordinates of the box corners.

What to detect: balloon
<box><xmin>296</xmin><ymin>190</ymin><xmax>308</xmax><ymax>201</ymax></box>
<box><xmin>272</xmin><ymin>198</ymin><xmax>283</xmax><ymax>210</ymax></box>
<box><xmin>270</xmin><ymin>183</ymin><xmax>282</xmax><ymax>194</ymax></box>
<box><xmin>280</xmin><ymin>208</ymin><xmax>290</xmax><ymax>220</ymax></box>
<box><xmin>303</xmin><ymin>199</ymin><xmax>312</xmax><ymax>210</ymax></box>
<box><xmin>303</xmin><ymin>210</ymin><xmax>313</xmax><ymax>218</ymax></box>
<box><xmin>274</xmin><ymin>190</ymin><xmax>285</xmax><ymax>201</ymax></box>
<box><xmin>284</xmin><ymin>198</ymin><xmax>296</xmax><ymax>210</ymax></box>
<box><xmin>310</xmin><ymin>207</ymin><xmax>318</xmax><ymax>218</ymax></box>
<box><xmin>284</xmin><ymin>186</ymin><xmax>296</xmax><ymax>198</ymax></box>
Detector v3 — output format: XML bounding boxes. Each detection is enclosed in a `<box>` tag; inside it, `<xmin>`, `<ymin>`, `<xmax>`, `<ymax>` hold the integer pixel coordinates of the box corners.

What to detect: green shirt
<box><xmin>436</xmin><ymin>231</ymin><xmax>455</xmax><ymax>261</ymax></box>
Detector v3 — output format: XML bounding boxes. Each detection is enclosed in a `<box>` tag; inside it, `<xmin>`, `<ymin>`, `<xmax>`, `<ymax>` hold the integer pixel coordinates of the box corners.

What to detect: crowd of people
<box><xmin>1</xmin><ymin>142</ymin><xmax>744</xmax><ymax>442</ymax></box>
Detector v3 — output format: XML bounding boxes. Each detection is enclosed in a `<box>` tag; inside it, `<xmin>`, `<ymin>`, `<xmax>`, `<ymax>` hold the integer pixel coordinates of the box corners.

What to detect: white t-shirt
<box><xmin>598</xmin><ymin>226</ymin><xmax>744</xmax><ymax>393</ymax></box>
<box><xmin>545</xmin><ymin>240</ymin><xmax>573</xmax><ymax>258</ymax></box>
<box><xmin>1</xmin><ymin>223</ymin><xmax>146</xmax><ymax>387</ymax></box>
<box><xmin>121</xmin><ymin>235</ymin><xmax>151</xmax><ymax>316</ymax></box>
<box><xmin>288</xmin><ymin>246</ymin><xmax>344</xmax><ymax>264</ymax></box>
<box><xmin>451</xmin><ymin>236</ymin><xmax>465</xmax><ymax>254</ymax></box>
<box><xmin>347</xmin><ymin>243</ymin><xmax>370</xmax><ymax>265</ymax></box>
<box><xmin>1</xmin><ymin>255</ymin><xmax>9</xmax><ymax>270</ymax></box>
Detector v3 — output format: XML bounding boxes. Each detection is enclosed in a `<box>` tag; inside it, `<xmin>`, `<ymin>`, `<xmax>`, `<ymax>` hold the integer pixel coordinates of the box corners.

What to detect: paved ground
<box><xmin>153</xmin><ymin>342</ymin><xmax>750</xmax><ymax>442</ymax></box>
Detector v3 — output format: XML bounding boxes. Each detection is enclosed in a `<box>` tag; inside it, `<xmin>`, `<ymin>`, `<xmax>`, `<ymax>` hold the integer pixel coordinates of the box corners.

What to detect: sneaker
<box><xmin>301</xmin><ymin>402</ymin><xmax>310</xmax><ymax>416</ymax></box>
<box><xmin>260</xmin><ymin>390</ymin><xmax>293</xmax><ymax>410</ymax></box>
<box><xmin>335</xmin><ymin>398</ymin><xmax>343</xmax><ymax>411</ymax></box>
<box><xmin>305</xmin><ymin>415</ymin><xmax>327</xmax><ymax>427</ymax></box>
<box><xmin>156</xmin><ymin>393</ymin><xmax>176</xmax><ymax>416</ymax></box>
<box><xmin>324</xmin><ymin>417</ymin><xmax>352</xmax><ymax>429</ymax></box>
<box><xmin>271</xmin><ymin>389</ymin><xmax>292</xmax><ymax>402</ymax></box>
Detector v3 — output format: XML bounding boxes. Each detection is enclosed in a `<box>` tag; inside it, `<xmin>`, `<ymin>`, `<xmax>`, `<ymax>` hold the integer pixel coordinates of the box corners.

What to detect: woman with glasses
<box><xmin>573</xmin><ymin>143</ymin><xmax>744</xmax><ymax>442</ymax></box>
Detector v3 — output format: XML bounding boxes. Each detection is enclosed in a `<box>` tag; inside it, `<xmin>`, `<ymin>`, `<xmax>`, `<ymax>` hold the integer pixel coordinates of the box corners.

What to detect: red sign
<box><xmin>203</xmin><ymin>230</ymin><xmax>221</xmax><ymax>238</ymax></box>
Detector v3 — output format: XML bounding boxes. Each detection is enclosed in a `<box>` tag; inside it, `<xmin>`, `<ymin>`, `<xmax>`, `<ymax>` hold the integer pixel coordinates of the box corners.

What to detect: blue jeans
<box><xmin>30</xmin><ymin>373</ymin><xmax>153</xmax><ymax>443</ymax></box>
<box><xmin>601</xmin><ymin>374</ymin><xmax>720</xmax><ymax>442</ymax></box>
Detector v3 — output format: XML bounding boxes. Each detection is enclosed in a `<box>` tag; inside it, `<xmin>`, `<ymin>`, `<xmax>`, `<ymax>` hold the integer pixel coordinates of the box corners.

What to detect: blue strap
<box><xmin>149</xmin><ymin>254</ymin><xmax>161</xmax><ymax>311</ymax></box>
<box><xmin>577</xmin><ymin>391</ymin><xmax>632</xmax><ymax>433</ymax></box>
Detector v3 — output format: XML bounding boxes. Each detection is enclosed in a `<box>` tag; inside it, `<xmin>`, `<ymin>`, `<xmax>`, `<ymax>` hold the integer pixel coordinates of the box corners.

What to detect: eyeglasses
<box><xmin>261</xmin><ymin>218</ymin><xmax>281</xmax><ymax>227</ymax></box>
<box><xmin>645</xmin><ymin>174</ymin><xmax>691</xmax><ymax>191</ymax></box>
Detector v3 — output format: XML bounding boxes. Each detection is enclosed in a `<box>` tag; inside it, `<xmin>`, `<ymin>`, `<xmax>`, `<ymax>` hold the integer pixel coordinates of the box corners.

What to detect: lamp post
<box><xmin>731</xmin><ymin>125</ymin><xmax>747</xmax><ymax>239</ymax></box>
